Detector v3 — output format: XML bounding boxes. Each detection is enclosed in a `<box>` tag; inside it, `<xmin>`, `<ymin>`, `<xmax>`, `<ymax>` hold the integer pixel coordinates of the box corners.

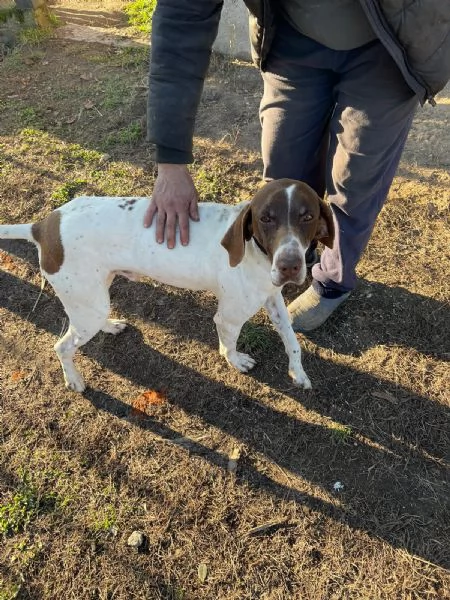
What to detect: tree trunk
<box><xmin>15</xmin><ymin>0</ymin><xmax>52</xmax><ymax>28</ymax></box>
<box><xmin>30</xmin><ymin>0</ymin><xmax>52</xmax><ymax>28</ymax></box>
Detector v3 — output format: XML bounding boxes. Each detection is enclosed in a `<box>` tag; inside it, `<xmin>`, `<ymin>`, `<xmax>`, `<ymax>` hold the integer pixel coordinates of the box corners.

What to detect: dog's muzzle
<box><xmin>271</xmin><ymin>238</ymin><xmax>306</xmax><ymax>286</ymax></box>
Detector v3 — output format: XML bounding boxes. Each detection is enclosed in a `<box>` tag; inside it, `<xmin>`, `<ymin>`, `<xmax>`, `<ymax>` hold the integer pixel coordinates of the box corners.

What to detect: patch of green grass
<box><xmin>85</xmin><ymin>52</ymin><xmax>110</xmax><ymax>65</ymax></box>
<box><xmin>166</xmin><ymin>586</ymin><xmax>186</xmax><ymax>600</ymax></box>
<box><xmin>19</xmin><ymin>26</ymin><xmax>52</xmax><ymax>45</ymax></box>
<box><xmin>60</xmin><ymin>144</ymin><xmax>103</xmax><ymax>166</ymax></box>
<box><xmin>20</xmin><ymin>127</ymin><xmax>48</xmax><ymax>140</ymax></box>
<box><xmin>100</xmin><ymin>76</ymin><xmax>130</xmax><ymax>110</ymax></box>
<box><xmin>73</xmin><ymin>46</ymin><xmax>149</xmax><ymax>68</ymax></box>
<box><xmin>329</xmin><ymin>422</ymin><xmax>353</xmax><ymax>443</ymax></box>
<box><xmin>19</xmin><ymin>106</ymin><xmax>40</xmax><ymax>127</ymax></box>
<box><xmin>0</xmin><ymin>47</ymin><xmax>22</xmax><ymax>72</ymax></box>
<box><xmin>0</xmin><ymin>578</ymin><xmax>21</xmax><ymax>600</ymax></box>
<box><xmin>0</xmin><ymin>161</ymin><xmax>13</xmax><ymax>178</ymax></box>
<box><xmin>124</xmin><ymin>0</ymin><xmax>157</xmax><ymax>34</ymax></box>
<box><xmin>0</xmin><ymin>474</ymin><xmax>56</xmax><ymax>536</ymax></box>
<box><xmin>18</xmin><ymin>131</ymin><xmax>101</xmax><ymax>166</ymax></box>
<box><xmin>1</xmin><ymin>102</ymin><xmax>43</xmax><ymax>134</ymax></box>
<box><xmin>9</xmin><ymin>538</ymin><xmax>43</xmax><ymax>569</ymax></box>
<box><xmin>238</xmin><ymin>322</ymin><xmax>273</xmax><ymax>354</ymax></box>
<box><xmin>194</xmin><ymin>166</ymin><xmax>229</xmax><ymax>201</ymax></box>
<box><xmin>90</xmin><ymin>163</ymin><xmax>144</xmax><ymax>195</ymax></box>
<box><xmin>115</xmin><ymin>46</ymin><xmax>149</xmax><ymax>67</ymax></box>
<box><xmin>92</xmin><ymin>503</ymin><xmax>117</xmax><ymax>533</ymax></box>
<box><xmin>0</xmin><ymin>486</ymin><xmax>38</xmax><ymax>536</ymax></box>
<box><xmin>0</xmin><ymin>144</ymin><xmax>12</xmax><ymax>177</ymax></box>
<box><xmin>0</xmin><ymin>6</ymin><xmax>24</xmax><ymax>25</ymax></box>
<box><xmin>18</xmin><ymin>127</ymin><xmax>47</xmax><ymax>149</ymax></box>
<box><xmin>105</xmin><ymin>121</ymin><xmax>143</xmax><ymax>147</ymax></box>
<box><xmin>51</xmin><ymin>179</ymin><xmax>87</xmax><ymax>207</ymax></box>
<box><xmin>104</xmin><ymin>46</ymin><xmax>149</xmax><ymax>68</ymax></box>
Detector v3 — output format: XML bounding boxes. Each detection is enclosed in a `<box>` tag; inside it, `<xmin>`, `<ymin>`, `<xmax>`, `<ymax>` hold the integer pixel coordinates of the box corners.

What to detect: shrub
<box><xmin>124</xmin><ymin>0</ymin><xmax>157</xmax><ymax>34</ymax></box>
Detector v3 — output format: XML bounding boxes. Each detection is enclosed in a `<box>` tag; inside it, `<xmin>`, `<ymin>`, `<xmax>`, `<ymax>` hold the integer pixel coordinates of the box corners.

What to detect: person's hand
<box><xmin>144</xmin><ymin>164</ymin><xmax>199</xmax><ymax>248</ymax></box>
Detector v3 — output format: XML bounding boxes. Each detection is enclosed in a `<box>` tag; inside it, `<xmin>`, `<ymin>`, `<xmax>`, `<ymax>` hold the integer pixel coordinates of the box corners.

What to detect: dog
<box><xmin>0</xmin><ymin>179</ymin><xmax>334</xmax><ymax>392</ymax></box>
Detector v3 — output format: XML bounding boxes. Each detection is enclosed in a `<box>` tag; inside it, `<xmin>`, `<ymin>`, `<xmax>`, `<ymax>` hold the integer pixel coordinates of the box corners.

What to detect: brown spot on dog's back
<box><xmin>31</xmin><ymin>211</ymin><xmax>64</xmax><ymax>274</ymax></box>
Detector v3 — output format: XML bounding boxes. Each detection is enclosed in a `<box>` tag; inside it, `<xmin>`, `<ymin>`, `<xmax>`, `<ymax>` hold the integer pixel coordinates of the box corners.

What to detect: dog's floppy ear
<box><xmin>221</xmin><ymin>203</ymin><xmax>253</xmax><ymax>267</ymax></box>
<box><xmin>315</xmin><ymin>198</ymin><xmax>335</xmax><ymax>249</ymax></box>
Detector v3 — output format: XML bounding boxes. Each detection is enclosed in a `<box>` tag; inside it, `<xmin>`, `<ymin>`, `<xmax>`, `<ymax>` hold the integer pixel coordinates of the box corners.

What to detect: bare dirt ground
<box><xmin>0</xmin><ymin>2</ymin><xmax>449</xmax><ymax>599</ymax></box>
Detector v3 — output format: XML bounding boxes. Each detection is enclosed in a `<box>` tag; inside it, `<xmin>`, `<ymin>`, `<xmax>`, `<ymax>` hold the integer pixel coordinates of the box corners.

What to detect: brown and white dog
<box><xmin>0</xmin><ymin>179</ymin><xmax>334</xmax><ymax>392</ymax></box>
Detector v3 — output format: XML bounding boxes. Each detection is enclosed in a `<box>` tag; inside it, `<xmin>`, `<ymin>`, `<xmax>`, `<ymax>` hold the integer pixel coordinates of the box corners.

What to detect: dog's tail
<box><xmin>0</xmin><ymin>224</ymin><xmax>35</xmax><ymax>243</ymax></box>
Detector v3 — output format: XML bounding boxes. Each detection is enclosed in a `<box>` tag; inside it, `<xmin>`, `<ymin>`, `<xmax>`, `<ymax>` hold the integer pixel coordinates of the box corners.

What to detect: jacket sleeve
<box><xmin>148</xmin><ymin>0</ymin><xmax>224</xmax><ymax>164</ymax></box>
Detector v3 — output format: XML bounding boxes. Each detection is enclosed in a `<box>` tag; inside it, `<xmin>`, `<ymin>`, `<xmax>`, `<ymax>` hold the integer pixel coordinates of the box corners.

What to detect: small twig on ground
<box><xmin>26</xmin><ymin>276</ymin><xmax>47</xmax><ymax>318</ymax></box>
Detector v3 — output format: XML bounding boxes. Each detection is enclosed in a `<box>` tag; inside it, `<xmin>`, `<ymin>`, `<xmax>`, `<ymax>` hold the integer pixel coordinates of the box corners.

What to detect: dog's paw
<box><xmin>64</xmin><ymin>371</ymin><xmax>86</xmax><ymax>393</ymax></box>
<box><xmin>228</xmin><ymin>351</ymin><xmax>257</xmax><ymax>373</ymax></box>
<box><xmin>63</xmin><ymin>365</ymin><xmax>86</xmax><ymax>392</ymax></box>
<box><xmin>290</xmin><ymin>369</ymin><xmax>312</xmax><ymax>389</ymax></box>
<box><xmin>102</xmin><ymin>319</ymin><xmax>127</xmax><ymax>335</ymax></box>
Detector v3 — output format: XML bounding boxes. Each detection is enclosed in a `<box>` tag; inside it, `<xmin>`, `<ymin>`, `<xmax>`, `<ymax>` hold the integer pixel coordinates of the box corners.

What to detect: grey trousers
<box><xmin>260</xmin><ymin>18</ymin><xmax>418</xmax><ymax>294</ymax></box>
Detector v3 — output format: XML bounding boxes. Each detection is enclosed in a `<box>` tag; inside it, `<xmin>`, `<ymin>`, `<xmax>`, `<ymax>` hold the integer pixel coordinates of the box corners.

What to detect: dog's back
<box><xmin>0</xmin><ymin>196</ymin><xmax>249</xmax><ymax>293</ymax></box>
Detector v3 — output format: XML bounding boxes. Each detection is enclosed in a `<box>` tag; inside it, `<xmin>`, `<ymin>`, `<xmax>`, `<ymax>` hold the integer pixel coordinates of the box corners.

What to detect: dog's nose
<box><xmin>279</xmin><ymin>261</ymin><xmax>301</xmax><ymax>279</ymax></box>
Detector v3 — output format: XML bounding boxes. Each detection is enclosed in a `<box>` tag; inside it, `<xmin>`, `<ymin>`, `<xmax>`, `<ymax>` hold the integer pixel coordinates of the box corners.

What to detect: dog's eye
<box><xmin>301</xmin><ymin>214</ymin><xmax>313</xmax><ymax>222</ymax></box>
<box><xmin>260</xmin><ymin>215</ymin><xmax>274</xmax><ymax>224</ymax></box>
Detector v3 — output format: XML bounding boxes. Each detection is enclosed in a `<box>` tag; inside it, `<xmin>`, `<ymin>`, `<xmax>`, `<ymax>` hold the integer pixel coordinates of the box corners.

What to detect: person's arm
<box><xmin>145</xmin><ymin>0</ymin><xmax>224</xmax><ymax>247</ymax></box>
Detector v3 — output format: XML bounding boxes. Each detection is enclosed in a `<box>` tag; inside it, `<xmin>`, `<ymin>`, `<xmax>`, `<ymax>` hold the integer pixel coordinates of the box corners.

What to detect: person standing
<box><xmin>145</xmin><ymin>1</ymin><xmax>450</xmax><ymax>331</ymax></box>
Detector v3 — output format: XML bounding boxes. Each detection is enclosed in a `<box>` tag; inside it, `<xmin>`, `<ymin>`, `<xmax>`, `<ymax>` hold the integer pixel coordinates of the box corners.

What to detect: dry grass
<box><xmin>0</xmin><ymin>5</ymin><xmax>449</xmax><ymax>599</ymax></box>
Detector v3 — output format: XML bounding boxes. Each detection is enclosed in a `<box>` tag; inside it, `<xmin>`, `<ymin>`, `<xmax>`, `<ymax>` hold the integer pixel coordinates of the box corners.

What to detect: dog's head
<box><xmin>221</xmin><ymin>179</ymin><xmax>334</xmax><ymax>287</ymax></box>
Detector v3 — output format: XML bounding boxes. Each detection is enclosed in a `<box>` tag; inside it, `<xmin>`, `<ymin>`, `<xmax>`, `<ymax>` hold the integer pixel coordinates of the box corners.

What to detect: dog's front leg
<box><xmin>265</xmin><ymin>293</ymin><xmax>312</xmax><ymax>389</ymax></box>
<box><xmin>214</xmin><ymin>304</ymin><xmax>256</xmax><ymax>373</ymax></box>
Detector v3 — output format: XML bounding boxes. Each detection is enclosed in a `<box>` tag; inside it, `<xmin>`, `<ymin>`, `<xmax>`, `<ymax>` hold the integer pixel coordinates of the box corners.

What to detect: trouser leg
<box><xmin>312</xmin><ymin>41</ymin><xmax>418</xmax><ymax>293</ymax></box>
<box><xmin>260</xmin><ymin>21</ymin><xmax>336</xmax><ymax>265</ymax></box>
<box><xmin>260</xmin><ymin>19</ymin><xmax>336</xmax><ymax>196</ymax></box>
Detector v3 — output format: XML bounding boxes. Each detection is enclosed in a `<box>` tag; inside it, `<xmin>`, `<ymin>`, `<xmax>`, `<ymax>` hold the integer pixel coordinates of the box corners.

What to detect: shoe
<box><xmin>288</xmin><ymin>285</ymin><xmax>350</xmax><ymax>332</ymax></box>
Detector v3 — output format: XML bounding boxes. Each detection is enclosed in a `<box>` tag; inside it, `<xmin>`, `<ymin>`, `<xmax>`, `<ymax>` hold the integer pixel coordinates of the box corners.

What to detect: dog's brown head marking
<box><xmin>31</xmin><ymin>210</ymin><xmax>64</xmax><ymax>274</ymax></box>
<box><xmin>221</xmin><ymin>179</ymin><xmax>335</xmax><ymax>267</ymax></box>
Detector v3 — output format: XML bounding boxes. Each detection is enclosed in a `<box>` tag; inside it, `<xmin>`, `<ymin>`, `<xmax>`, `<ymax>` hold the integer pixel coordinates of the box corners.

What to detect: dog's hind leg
<box><xmin>101</xmin><ymin>273</ymin><xmax>127</xmax><ymax>334</ymax></box>
<box><xmin>54</xmin><ymin>325</ymin><xmax>91</xmax><ymax>392</ymax></box>
<box><xmin>53</xmin><ymin>281</ymin><xmax>112</xmax><ymax>392</ymax></box>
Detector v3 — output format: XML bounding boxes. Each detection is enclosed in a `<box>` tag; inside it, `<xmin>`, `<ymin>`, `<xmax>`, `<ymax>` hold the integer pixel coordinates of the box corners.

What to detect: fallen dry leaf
<box><xmin>198</xmin><ymin>563</ymin><xmax>208</xmax><ymax>583</ymax></box>
<box><xmin>130</xmin><ymin>389</ymin><xmax>167</xmax><ymax>418</ymax></box>
<box><xmin>0</xmin><ymin>251</ymin><xmax>17</xmax><ymax>272</ymax></box>
<box><xmin>11</xmin><ymin>371</ymin><xmax>26</xmax><ymax>381</ymax></box>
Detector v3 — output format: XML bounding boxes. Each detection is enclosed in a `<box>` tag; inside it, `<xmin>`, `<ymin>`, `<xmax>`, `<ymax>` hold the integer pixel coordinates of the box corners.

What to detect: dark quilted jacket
<box><xmin>149</xmin><ymin>0</ymin><xmax>450</xmax><ymax>163</ymax></box>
